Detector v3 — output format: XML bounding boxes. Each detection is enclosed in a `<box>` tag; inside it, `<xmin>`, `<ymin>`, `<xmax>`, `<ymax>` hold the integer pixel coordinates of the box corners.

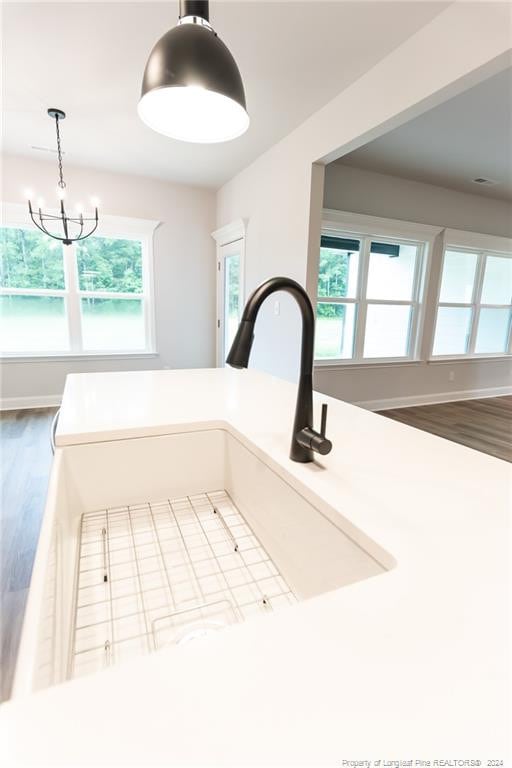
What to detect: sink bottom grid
<box><xmin>70</xmin><ymin>490</ymin><xmax>296</xmax><ymax>679</ymax></box>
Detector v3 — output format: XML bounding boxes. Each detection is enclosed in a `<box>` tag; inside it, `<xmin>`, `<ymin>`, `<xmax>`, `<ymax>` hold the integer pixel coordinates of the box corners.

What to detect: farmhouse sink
<box><xmin>13</xmin><ymin>428</ymin><xmax>390</xmax><ymax>696</ymax></box>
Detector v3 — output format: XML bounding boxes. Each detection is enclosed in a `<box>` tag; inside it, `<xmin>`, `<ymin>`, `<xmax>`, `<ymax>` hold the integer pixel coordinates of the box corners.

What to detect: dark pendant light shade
<box><xmin>138</xmin><ymin>0</ymin><xmax>249</xmax><ymax>143</ymax></box>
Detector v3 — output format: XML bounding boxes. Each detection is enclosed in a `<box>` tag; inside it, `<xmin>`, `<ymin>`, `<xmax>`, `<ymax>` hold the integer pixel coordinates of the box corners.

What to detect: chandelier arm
<box><xmin>29</xmin><ymin>208</ymin><xmax>57</xmax><ymax>237</ymax></box>
<box><xmin>29</xmin><ymin>205</ymin><xmax>98</xmax><ymax>244</ymax></box>
<box><xmin>60</xmin><ymin>200</ymin><xmax>70</xmax><ymax>242</ymax></box>
<box><xmin>30</xmin><ymin>222</ymin><xmax>67</xmax><ymax>244</ymax></box>
<box><xmin>65</xmin><ymin>217</ymin><xmax>97</xmax><ymax>223</ymax></box>
<box><xmin>74</xmin><ymin>218</ymin><xmax>99</xmax><ymax>241</ymax></box>
<box><xmin>36</xmin><ymin>211</ymin><xmax>98</xmax><ymax>223</ymax></box>
<box><xmin>38</xmin><ymin>212</ymin><xmax>69</xmax><ymax>221</ymax></box>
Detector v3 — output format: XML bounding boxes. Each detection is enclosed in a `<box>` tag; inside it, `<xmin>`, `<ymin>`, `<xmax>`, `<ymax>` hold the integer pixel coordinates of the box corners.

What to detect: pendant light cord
<box><xmin>179</xmin><ymin>0</ymin><xmax>209</xmax><ymax>21</ymax></box>
<box><xmin>55</xmin><ymin>115</ymin><xmax>66</xmax><ymax>189</ymax></box>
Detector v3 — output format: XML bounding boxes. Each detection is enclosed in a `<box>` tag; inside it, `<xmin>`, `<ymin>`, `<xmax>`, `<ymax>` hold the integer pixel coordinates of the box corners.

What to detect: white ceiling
<box><xmin>2</xmin><ymin>1</ymin><xmax>447</xmax><ymax>189</ymax></box>
<box><xmin>336</xmin><ymin>66</ymin><xmax>512</xmax><ymax>202</ymax></box>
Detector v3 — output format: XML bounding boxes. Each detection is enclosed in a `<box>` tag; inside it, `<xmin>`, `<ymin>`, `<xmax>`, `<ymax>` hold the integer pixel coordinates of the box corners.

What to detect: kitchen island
<box><xmin>1</xmin><ymin>368</ymin><xmax>510</xmax><ymax>765</ymax></box>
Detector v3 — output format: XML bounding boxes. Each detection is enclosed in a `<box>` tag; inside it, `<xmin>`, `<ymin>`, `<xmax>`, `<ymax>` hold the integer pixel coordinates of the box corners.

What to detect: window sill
<box><xmin>314</xmin><ymin>359</ymin><xmax>422</xmax><ymax>371</ymax></box>
<box><xmin>1</xmin><ymin>352</ymin><xmax>159</xmax><ymax>363</ymax></box>
<box><xmin>428</xmin><ymin>354</ymin><xmax>511</xmax><ymax>364</ymax></box>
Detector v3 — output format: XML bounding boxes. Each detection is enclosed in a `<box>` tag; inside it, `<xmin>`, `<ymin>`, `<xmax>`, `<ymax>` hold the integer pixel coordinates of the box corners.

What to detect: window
<box><xmin>0</xmin><ymin>215</ymin><xmax>156</xmax><ymax>356</ymax></box>
<box><xmin>432</xmin><ymin>247</ymin><xmax>512</xmax><ymax>357</ymax></box>
<box><xmin>315</xmin><ymin>232</ymin><xmax>426</xmax><ymax>362</ymax></box>
<box><xmin>76</xmin><ymin>237</ymin><xmax>146</xmax><ymax>352</ymax></box>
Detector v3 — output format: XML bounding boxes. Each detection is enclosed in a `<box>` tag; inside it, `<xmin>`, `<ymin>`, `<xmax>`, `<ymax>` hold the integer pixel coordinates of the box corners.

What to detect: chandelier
<box><xmin>28</xmin><ymin>108</ymin><xmax>99</xmax><ymax>245</ymax></box>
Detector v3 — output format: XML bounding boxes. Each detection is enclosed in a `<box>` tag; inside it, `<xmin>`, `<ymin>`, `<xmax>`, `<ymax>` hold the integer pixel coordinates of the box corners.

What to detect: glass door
<box><xmin>217</xmin><ymin>239</ymin><xmax>243</xmax><ymax>366</ymax></box>
<box><xmin>224</xmin><ymin>252</ymin><xmax>240</xmax><ymax>356</ymax></box>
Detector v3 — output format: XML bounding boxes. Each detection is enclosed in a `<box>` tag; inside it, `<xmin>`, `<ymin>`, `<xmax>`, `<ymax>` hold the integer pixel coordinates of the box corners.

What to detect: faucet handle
<box><xmin>311</xmin><ymin>402</ymin><xmax>331</xmax><ymax>455</ymax></box>
<box><xmin>294</xmin><ymin>402</ymin><xmax>333</xmax><ymax>457</ymax></box>
<box><xmin>320</xmin><ymin>403</ymin><xmax>328</xmax><ymax>438</ymax></box>
<box><xmin>297</xmin><ymin>403</ymin><xmax>332</xmax><ymax>456</ymax></box>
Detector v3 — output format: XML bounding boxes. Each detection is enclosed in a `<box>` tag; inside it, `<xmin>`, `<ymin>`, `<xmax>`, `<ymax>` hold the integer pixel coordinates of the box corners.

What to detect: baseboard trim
<box><xmin>356</xmin><ymin>386</ymin><xmax>512</xmax><ymax>412</ymax></box>
<box><xmin>0</xmin><ymin>394</ymin><xmax>62</xmax><ymax>411</ymax></box>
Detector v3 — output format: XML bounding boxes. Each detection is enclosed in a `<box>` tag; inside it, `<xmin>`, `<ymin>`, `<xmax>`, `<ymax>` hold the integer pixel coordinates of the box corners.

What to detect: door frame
<box><xmin>211</xmin><ymin>219</ymin><xmax>247</xmax><ymax>367</ymax></box>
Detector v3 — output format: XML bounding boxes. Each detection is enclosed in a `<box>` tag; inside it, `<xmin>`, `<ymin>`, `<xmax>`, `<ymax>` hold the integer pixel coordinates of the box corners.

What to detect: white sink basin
<box><xmin>13</xmin><ymin>428</ymin><xmax>393</xmax><ymax>696</ymax></box>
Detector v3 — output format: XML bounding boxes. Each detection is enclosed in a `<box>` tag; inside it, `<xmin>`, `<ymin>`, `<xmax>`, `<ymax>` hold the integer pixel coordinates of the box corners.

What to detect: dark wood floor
<box><xmin>0</xmin><ymin>398</ymin><xmax>510</xmax><ymax>701</ymax></box>
<box><xmin>378</xmin><ymin>396</ymin><xmax>512</xmax><ymax>463</ymax></box>
<box><xmin>0</xmin><ymin>407</ymin><xmax>57</xmax><ymax>701</ymax></box>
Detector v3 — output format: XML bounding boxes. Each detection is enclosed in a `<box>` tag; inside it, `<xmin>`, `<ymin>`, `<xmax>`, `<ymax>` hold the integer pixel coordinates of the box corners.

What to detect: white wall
<box><xmin>315</xmin><ymin>358</ymin><xmax>512</xmax><ymax>409</ymax></box>
<box><xmin>1</xmin><ymin>155</ymin><xmax>216</xmax><ymax>405</ymax></box>
<box><xmin>324</xmin><ymin>163</ymin><xmax>512</xmax><ymax>238</ymax></box>
<box><xmin>217</xmin><ymin>2</ymin><xmax>512</xmax><ymax>389</ymax></box>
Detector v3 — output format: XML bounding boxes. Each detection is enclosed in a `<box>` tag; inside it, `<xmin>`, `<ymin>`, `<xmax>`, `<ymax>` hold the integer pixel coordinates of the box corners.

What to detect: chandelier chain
<box><xmin>55</xmin><ymin>115</ymin><xmax>66</xmax><ymax>189</ymax></box>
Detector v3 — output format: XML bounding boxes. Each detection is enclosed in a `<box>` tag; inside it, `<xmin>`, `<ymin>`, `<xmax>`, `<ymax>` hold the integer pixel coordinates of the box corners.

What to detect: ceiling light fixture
<box><xmin>27</xmin><ymin>109</ymin><xmax>99</xmax><ymax>245</ymax></box>
<box><xmin>138</xmin><ymin>0</ymin><xmax>249</xmax><ymax>143</ymax></box>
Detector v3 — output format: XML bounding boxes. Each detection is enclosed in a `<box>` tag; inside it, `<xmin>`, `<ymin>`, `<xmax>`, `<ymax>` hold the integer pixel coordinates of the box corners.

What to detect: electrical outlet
<box><xmin>448</xmin><ymin>370</ymin><xmax>455</xmax><ymax>382</ymax></box>
<box><xmin>274</xmin><ymin>300</ymin><xmax>280</xmax><ymax>316</ymax></box>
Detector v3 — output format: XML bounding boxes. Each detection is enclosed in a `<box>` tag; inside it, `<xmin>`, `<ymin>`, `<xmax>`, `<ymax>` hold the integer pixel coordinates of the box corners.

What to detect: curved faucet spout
<box><xmin>226</xmin><ymin>276</ymin><xmax>332</xmax><ymax>463</ymax></box>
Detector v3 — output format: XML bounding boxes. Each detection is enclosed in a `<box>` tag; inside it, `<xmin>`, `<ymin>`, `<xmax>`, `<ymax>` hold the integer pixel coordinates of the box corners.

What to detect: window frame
<box><xmin>315</xmin><ymin>210</ymin><xmax>440</xmax><ymax>366</ymax></box>
<box><xmin>430</xmin><ymin>229</ymin><xmax>512</xmax><ymax>361</ymax></box>
<box><xmin>1</xmin><ymin>203</ymin><xmax>159</xmax><ymax>359</ymax></box>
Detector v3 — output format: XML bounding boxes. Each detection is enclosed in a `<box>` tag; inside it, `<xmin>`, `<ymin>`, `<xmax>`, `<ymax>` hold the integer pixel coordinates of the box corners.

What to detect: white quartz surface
<box><xmin>2</xmin><ymin>368</ymin><xmax>510</xmax><ymax>765</ymax></box>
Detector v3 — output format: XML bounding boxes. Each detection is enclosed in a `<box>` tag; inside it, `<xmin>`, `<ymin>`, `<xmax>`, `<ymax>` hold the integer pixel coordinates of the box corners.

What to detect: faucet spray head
<box><xmin>226</xmin><ymin>319</ymin><xmax>255</xmax><ymax>368</ymax></box>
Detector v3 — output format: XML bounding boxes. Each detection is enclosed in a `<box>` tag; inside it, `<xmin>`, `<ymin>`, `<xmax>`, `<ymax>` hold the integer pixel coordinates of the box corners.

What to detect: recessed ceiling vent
<box><xmin>472</xmin><ymin>177</ymin><xmax>498</xmax><ymax>186</ymax></box>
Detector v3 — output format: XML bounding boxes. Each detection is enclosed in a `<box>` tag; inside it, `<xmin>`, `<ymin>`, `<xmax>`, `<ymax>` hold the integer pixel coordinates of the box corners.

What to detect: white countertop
<box><xmin>2</xmin><ymin>368</ymin><xmax>511</xmax><ymax>765</ymax></box>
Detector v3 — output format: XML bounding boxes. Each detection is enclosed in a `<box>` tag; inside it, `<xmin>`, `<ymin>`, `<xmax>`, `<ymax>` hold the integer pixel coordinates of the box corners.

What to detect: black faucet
<box><xmin>226</xmin><ymin>276</ymin><xmax>332</xmax><ymax>463</ymax></box>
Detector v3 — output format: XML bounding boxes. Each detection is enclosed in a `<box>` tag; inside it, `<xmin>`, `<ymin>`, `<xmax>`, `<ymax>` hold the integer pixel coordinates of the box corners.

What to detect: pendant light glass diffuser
<box><xmin>138</xmin><ymin>1</ymin><xmax>249</xmax><ymax>143</ymax></box>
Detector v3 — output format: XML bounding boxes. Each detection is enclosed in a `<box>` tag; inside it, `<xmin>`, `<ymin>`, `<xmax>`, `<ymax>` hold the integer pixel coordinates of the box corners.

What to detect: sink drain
<box><xmin>176</xmin><ymin>622</ymin><xmax>226</xmax><ymax>645</ymax></box>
